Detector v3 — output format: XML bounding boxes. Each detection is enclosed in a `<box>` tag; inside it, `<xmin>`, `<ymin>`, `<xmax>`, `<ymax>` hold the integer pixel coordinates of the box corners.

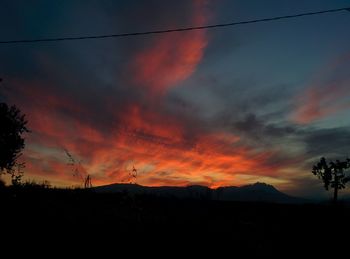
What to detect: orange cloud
<box><xmin>15</xmin><ymin>92</ymin><xmax>286</xmax><ymax>188</ymax></box>
<box><xmin>5</xmin><ymin>78</ymin><xmax>290</xmax><ymax>188</ymax></box>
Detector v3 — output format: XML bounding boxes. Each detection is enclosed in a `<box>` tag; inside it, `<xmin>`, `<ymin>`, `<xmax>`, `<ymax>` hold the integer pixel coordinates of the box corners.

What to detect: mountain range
<box><xmin>94</xmin><ymin>182</ymin><xmax>304</xmax><ymax>203</ymax></box>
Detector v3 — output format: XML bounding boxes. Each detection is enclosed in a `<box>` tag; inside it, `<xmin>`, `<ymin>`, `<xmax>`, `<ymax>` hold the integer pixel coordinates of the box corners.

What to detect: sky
<box><xmin>1</xmin><ymin>0</ymin><xmax>350</xmax><ymax>198</ymax></box>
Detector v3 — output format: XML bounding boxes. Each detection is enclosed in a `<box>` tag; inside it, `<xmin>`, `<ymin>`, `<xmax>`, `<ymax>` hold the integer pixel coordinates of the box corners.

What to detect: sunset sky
<box><xmin>1</xmin><ymin>0</ymin><xmax>350</xmax><ymax>198</ymax></box>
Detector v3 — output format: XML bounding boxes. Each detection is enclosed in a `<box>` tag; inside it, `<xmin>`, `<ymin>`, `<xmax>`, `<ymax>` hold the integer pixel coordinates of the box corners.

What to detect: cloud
<box><xmin>292</xmin><ymin>54</ymin><xmax>350</xmax><ymax>124</ymax></box>
<box><xmin>233</xmin><ymin>113</ymin><xmax>297</xmax><ymax>140</ymax></box>
<box><xmin>302</xmin><ymin>126</ymin><xmax>350</xmax><ymax>160</ymax></box>
<box><xmin>10</xmin><ymin>80</ymin><xmax>289</xmax><ymax>188</ymax></box>
<box><xmin>129</xmin><ymin>0</ymin><xmax>209</xmax><ymax>94</ymax></box>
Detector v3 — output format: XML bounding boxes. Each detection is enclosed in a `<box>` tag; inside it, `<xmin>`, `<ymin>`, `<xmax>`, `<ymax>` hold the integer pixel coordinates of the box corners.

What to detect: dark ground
<box><xmin>1</xmin><ymin>186</ymin><xmax>349</xmax><ymax>255</ymax></box>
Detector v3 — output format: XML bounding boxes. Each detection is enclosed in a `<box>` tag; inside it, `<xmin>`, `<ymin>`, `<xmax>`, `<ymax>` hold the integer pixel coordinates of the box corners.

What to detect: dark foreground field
<box><xmin>1</xmin><ymin>186</ymin><xmax>349</xmax><ymax>255</ymax></box>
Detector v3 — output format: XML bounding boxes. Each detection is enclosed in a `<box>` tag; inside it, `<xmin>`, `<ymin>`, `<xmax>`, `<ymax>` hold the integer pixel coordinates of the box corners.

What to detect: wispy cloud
<box><xmin>292</xmin><ymin>54</ymin><xmax>350</xmax><ymax>124</ymax></box>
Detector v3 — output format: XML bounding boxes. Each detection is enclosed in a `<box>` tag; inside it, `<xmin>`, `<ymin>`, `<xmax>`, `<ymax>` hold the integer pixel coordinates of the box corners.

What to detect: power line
<box><xmin>1</xmin><ymin>6</ymin><xmax>350</xmax><ymax>44</ymax></box>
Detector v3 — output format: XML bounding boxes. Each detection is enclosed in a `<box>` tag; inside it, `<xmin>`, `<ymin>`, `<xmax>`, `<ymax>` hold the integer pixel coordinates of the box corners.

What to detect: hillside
<box><xmin>93</xmin><ymin>182</ymin><xmax>303</xmax><ymax>203</ymax></box>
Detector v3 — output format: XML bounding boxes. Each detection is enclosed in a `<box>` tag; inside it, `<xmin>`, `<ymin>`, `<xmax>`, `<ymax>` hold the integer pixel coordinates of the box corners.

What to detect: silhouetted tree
<box><xmin>312</xmin><ymin>157</ymin><xmax>350</xmax><ymax>203</ymax></box>
<box><xmin>0</xmin><ymin>102</ymin><xmax>29</xmax><ymax>183</ymax></box>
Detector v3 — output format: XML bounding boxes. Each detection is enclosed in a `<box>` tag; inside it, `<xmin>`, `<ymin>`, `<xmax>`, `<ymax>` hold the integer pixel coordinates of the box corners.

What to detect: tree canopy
<box><xmin>0</xmin><ymin>102</ymin><xmax>29</xmax><ymax>176</ymax></box>
<box><xmin>312</xmin><ymin>157</ymin><xmax>350</xmax><ymax>202</ymax></box>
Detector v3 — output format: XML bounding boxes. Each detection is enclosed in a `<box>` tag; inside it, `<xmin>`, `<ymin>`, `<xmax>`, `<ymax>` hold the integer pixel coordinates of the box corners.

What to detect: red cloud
<box><xmin>130</xmin><ymin>1</ymin><xmax>209</xmax><ymax>94</ymax></box>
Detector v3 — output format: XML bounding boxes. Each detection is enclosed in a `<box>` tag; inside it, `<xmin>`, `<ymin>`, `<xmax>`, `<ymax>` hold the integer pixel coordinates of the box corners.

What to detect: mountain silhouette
<box><xmin>94</xmin><ymin>182</ymin><xmax>303</xmax><ymax>203</ymax></box>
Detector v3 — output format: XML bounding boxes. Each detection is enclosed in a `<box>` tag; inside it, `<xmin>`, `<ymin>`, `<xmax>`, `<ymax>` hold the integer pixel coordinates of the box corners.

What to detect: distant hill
<box><xmin>93</xmin><ymin>182</ymin><xmax>303</xmax><ymax>204</ymax></box>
